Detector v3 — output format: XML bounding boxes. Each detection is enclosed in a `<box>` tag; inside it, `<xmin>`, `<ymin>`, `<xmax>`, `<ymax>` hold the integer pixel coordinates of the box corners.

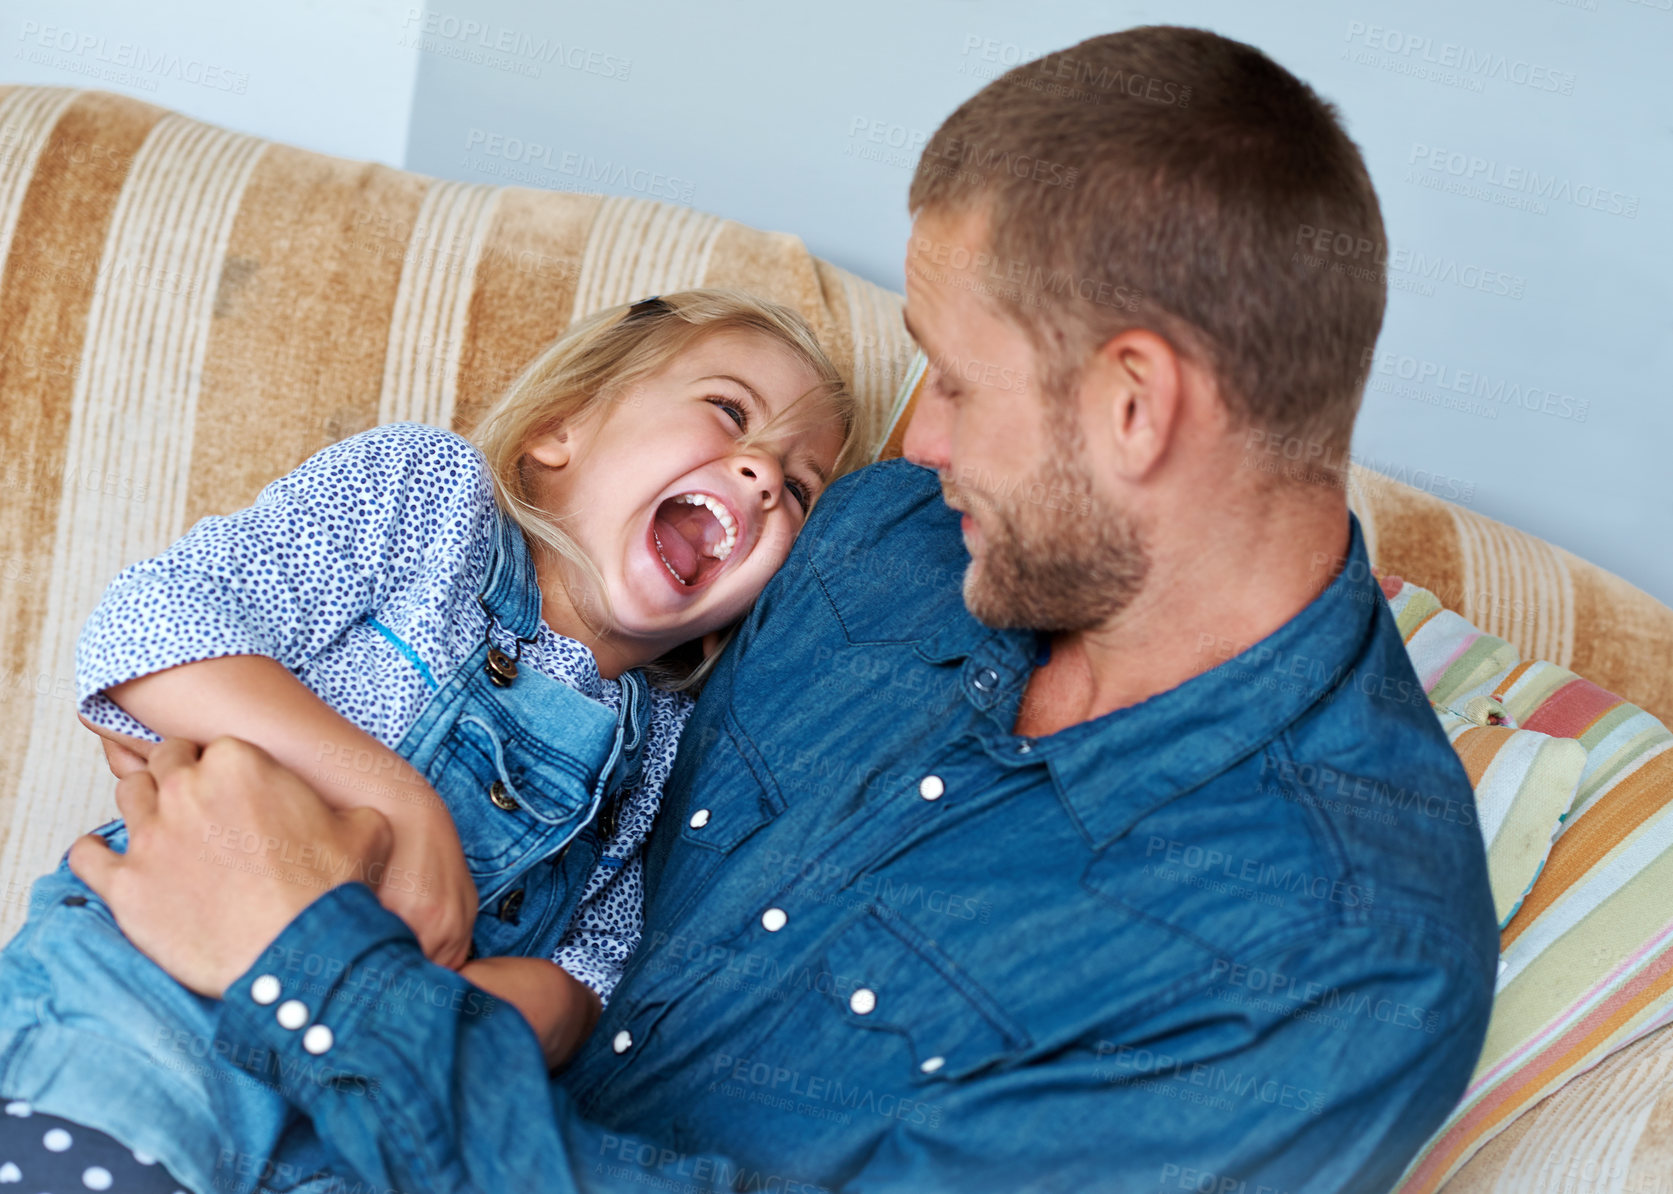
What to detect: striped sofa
<box><xmin>1</xmin><ymin>85</ymin><xmax>1670</xmax><ymax>1191</ymax></box>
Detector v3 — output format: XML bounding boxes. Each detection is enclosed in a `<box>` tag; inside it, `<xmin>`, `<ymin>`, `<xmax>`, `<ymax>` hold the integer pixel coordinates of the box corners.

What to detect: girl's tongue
<box><xmin>653</xmin><ymin>495</ymin><xmax>726</xmax><ymax>585</ymax></box>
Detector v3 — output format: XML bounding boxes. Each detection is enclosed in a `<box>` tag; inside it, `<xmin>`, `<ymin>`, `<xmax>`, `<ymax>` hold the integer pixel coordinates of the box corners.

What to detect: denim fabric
<box><xmin>206</xmin><ymin>456</ymin><xmax>1499</xmax><ymax>1194</ymax></box>
<box><xmin>395</xmin><ymin>507</ymin><xmax>652</xmax><ymax>962</ymax></box>
<box><xmin>0</xmin><ymin>507</ymin><xmax>648</xmax><ymax>1194</ymax></box>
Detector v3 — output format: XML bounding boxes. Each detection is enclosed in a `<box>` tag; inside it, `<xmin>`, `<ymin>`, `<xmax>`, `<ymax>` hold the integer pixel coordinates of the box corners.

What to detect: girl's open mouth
<box><xmin>648</xmin><ymin>492</ymin><xmax>738</xmax><ymax>591</ymax></box>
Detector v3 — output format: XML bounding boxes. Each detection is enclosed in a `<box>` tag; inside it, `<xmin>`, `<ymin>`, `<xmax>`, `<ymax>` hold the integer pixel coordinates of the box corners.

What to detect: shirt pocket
<box><xmin>678</xmin><ymin>706</ymin><xmax>785</xmax><ymax>855</ymax></box>
<box><xmin>812</xmin><ymin>908</ymin><xmax>1030</xmax><ymax>1086</ymax></box>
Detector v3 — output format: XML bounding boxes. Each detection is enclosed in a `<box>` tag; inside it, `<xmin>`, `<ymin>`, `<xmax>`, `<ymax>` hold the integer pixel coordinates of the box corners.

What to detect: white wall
<box><xmin>5</xmin><ymin>0</ymin><xmax>1667</xmax><ymax>604</ymax></box>
<box><xmin>3</xmin><ymin>0</ymin><xmax>421</xmax><ymax>165</ymax></box>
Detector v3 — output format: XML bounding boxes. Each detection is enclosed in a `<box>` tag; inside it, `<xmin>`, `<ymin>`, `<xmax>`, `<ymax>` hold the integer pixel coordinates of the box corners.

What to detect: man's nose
<box><xmin>900</xmin><ymin>389</ymin><xmax>952</xmax><ymax>473</ymax></box>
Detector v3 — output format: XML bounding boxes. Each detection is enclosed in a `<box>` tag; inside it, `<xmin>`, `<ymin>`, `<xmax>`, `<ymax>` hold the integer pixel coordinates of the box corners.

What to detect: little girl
<box><xmin>0</xmin><ymin>289</ymin><xmax>857</xmax><ymax>1192</ymax></box>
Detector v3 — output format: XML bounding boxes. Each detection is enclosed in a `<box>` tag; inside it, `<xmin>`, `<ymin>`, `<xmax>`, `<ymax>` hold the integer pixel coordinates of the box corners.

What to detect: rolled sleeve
<box><xmin>74</xmin><ymin>423</ymin><xmax>491</xmax><ymax>736</ymax></box>
<box><xmin>214</xmin><ymin>883</ymin><xmax>740</xmax><ymax>1194</ymax></box>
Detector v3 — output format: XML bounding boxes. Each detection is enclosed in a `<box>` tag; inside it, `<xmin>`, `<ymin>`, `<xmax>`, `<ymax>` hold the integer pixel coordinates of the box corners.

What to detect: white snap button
<box><xmin>920</xmin><ymin>1055</ymin><xmax>945</xmax><ymax>1074</ymax></box>
<box><xmin>761</xmin><ymin>907</ymin><xmax>788</xmax><ymax>933</ymax></box>
<box><xmin>302</xmin><ymin>1024</ymin><xmax>334</xmax><ymax>1055</ymax></box>
<box><xmin>250</xmin><ymin>975</ymin><xmax>282</xmax><ymax>1006</ymax></box>
<box><xmin>1016</xmin><ymin>741</ymin><xmax>1032</xmax><ymax>754</ymax></box>
<box><xmin>689</xmin><ymin>808</ymin><xmax>711</xmax><ymax>829</ymax></box>
<box><xmin>918</xmin><ymin>775</ymin><xmax>945</xmax><ymax>801</ymax></box>
<box><xmin>275</xmin><ymin>999</ymin><xmax>309</xmax><ymax>1031</ymax></box>
<box><xmin>612</xmin><ymin>1030</ymin><xmax>633</xmax><ymax>1054</ymax></box>
<box><xmin>849</xmin><ymin>987</ymin><xmax>877</xmax><ymax>1016</ymax></box>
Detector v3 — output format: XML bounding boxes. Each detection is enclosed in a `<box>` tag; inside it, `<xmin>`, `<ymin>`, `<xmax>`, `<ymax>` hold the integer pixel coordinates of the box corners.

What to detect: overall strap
<box><xmin>479</xmin><ymin>504</ymin><xmax>545</xmax><ymax>642</ymax></box>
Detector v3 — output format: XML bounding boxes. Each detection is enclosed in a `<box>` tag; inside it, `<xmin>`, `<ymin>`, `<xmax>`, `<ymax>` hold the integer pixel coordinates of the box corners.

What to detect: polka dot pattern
<box><xmin>552</xmin><ymin>685</ymin><xmax>692</xmax><ymax>1001</ymax></box>
<box><xmin>73</xmin><ymin>423</ymin><xmax>693</xmax><ymax>1004</ymax></box>
<box><xmin>0</xmin><ymin>1103</ymin><xmax>182</xmax><ymax>1192</ymax></box>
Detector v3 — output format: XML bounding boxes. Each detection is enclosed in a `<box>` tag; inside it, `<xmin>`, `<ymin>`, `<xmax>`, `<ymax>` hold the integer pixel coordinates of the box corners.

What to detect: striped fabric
<box><xmin>1439</xmin><ymin>1019</ymin><xmax>1673</xmax><ymax>1192</ymax></box>
<box><xmin>0</xmin><ymin>85</ymin><xmax>913</xmax><ymax>942</ymax></box>
<box><xmin>1388</xmin><ymin>580</ymin><xmax>1589</xmax><ymax>928</ymax></box>
<box><xmin>1387</xmin><ymin>600</ymin><xmax>1673</xmax><ymax>1191</ymax></box>
<box><xmin>1432</xmin><ymin>708</ymin><xmax>1585</xmax><ymax>929</ymax></box>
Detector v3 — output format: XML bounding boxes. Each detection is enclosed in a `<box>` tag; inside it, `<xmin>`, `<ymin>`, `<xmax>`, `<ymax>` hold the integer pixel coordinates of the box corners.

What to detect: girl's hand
<box><xmin>79</xmin><ymin>714</ymin><xmax>155</xmax><ymax>780</ymax></box>
<box><xmin>459</xmin><ymin>956</ymin><xmax>601</xmax><ymax>1070</ymax></box>
<box><xmin>379</xmin><ymin>802</ymin><xmax>479</xmax><ymax>971</ymax></box>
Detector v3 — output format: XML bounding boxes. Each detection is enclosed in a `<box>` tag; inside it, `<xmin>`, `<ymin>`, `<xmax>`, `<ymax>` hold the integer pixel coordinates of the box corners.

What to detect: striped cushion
<box><xmin>0</xmin><ymin>85</ymin><xmax>913</xmax><ymax>942</ymax></box>
<box><xmin>1441</xmin><ymin>1019</ymin><xmax>1673</xmax><ymax>1191</ymax></box>
<box><xmin>1434</xmin><ymin>709</ymin><xmax>1585</xmax><ymax>929</ymax></box>
<box><xmin>1389</xmin><ymin>606</ymin><xmax>1673</xmax><ymax>1191</ymax></box>
<box><xmin>1387</xmin><ymin>578</ymin><xmax>1588</xmax><ymax>927</ymax></box>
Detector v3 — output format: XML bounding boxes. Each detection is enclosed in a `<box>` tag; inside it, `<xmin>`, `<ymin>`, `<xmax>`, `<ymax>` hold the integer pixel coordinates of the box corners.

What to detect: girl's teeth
<box><xmin>653</xmin><ymin>532</ymin><xmax>687</xmax><ymax>586</ymax></box>
<box><xmin>673</xmin><ymin>493</ymin><xmax>737</xmax><ymax>560</ymax></box>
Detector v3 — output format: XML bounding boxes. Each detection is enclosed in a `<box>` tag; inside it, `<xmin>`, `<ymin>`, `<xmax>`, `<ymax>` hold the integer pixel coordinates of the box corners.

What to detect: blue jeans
<box><xmin>0</xmin><ymin>508</ymin><xmax>649</xmax><ymax>1193</ymax></box>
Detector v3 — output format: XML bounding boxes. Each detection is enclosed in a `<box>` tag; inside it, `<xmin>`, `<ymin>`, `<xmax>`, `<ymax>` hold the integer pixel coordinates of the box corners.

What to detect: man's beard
<box><xmin>951</xmin><ymin>417</ymin><xmax>1150</xmax><ymax>632</ymax></box>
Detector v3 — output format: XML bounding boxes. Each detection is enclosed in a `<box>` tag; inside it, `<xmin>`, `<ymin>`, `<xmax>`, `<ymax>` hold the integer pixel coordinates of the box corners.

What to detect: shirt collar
<box><xmin>918</xmin><ymin>514</ymin><xmax>1382</xmax><ymax>849</ymax></box>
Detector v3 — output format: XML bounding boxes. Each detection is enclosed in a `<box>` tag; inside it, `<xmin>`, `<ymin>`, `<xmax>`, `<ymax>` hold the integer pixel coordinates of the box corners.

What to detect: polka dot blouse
<box><xmin>74</xmin><ymin>422</ymin><xmax>694</xmax><ymax>1003</ymax></box>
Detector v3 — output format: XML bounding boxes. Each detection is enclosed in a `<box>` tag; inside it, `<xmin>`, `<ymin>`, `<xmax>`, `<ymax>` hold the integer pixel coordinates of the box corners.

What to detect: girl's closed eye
<box><xmin>706</xmin><ymin>395</ymin><xmax>814</xmax><ymax>510</ymax></box>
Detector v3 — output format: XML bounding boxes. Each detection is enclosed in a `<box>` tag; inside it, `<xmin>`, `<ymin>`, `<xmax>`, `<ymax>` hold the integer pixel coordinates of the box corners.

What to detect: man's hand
<box><xmin>378</xmin><ymin>802</ymin><xmax>479</xmax><ymax>971</ymax></box>
<box><xmin>68</xmin><ymin>737</ymin><xmax>395</xmax><ymax>998</ymax></box>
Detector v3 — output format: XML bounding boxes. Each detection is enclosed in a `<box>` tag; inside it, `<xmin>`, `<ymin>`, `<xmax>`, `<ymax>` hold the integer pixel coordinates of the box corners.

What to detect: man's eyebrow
<box><xmin>696</xmin><ymin>373</ymin><xmax>829</xmax><ymax>487</ymax></box>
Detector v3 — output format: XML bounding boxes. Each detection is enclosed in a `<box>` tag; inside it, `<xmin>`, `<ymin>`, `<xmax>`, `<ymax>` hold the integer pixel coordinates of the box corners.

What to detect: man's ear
<box><xmin>1088</xmin><ymin>328</ymin><xmax>1183</xmax><ymax>480</ymax></box>
<box><xmin>524</xmin><ymin>426</ymin><xmax>570</xmax><ymax>469</ymax></box>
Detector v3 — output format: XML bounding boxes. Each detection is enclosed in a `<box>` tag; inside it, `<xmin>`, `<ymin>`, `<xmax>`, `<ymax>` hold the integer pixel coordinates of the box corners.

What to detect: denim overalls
<box><xmin>0</xmin><ymin>506</ymin><xmax>649</xmax><ymax>1193</ymax></box>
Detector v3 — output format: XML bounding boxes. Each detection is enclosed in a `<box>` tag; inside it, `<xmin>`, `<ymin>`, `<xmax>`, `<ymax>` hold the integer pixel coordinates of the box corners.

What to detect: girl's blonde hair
<box><xmin>470</xmin><ymin>288</ymin><xmax>863</xmax><ymax>694</ymax></box>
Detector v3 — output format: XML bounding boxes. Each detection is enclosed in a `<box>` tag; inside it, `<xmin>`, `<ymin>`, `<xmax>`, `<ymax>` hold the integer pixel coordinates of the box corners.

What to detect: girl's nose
<box><xmin>736</xmin><ymin>453</ymin><xmax>784</xmax><ymax>508</ymax></box>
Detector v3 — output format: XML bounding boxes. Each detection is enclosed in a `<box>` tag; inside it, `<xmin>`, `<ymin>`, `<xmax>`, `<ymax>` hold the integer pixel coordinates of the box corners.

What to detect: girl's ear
<box><xmin>524</xmin><ymin>427</ymin><xmax>570</xmax><ymax>469</ymax></box>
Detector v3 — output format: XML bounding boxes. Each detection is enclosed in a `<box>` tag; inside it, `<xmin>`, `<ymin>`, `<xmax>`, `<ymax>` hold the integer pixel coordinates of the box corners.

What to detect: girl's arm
<box><xmin>107</xmin><ymin>655</ymin><xmax>441</xmax><ymax>817</ymax></box>
<box><xmin>458</xmin><ymin>956</ymin><xmax>602</xmax><ymax>1070</ymax></box>
<box><xmin>76</xmin><ymin>423</ymin><xmax>490</xmax><ymax>745</ymax></box>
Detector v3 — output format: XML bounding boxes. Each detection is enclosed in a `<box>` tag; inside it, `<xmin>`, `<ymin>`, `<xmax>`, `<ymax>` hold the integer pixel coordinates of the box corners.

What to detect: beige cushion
<box><xmin>1445</xmin><ymin>1019</ymin><xmax>1673</xmax><ymax>1191</ymax></box>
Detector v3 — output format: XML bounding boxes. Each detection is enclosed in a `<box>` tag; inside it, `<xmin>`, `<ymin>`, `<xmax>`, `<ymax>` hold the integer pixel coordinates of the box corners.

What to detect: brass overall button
<box><xmin>497</xmin><ymin>888</ymin><xmax>525</xmax><ymax>924</ymax></box>
<box><xmin>489</xmin><ymin>779</ymin><xmax>519</xmax><ymax>810</ymax></box>
<box><xmin>486</xmin><ymin>647</ymin><xmax>518</xmax><ymax>687</ymax></box>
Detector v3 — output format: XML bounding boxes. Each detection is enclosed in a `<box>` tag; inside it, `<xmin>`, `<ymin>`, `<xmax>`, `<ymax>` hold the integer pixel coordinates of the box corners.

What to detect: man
<box><xmin>67</xmin><ymin>25</ymin><xmax>1495</xmax><ymax>1193</ymax></box>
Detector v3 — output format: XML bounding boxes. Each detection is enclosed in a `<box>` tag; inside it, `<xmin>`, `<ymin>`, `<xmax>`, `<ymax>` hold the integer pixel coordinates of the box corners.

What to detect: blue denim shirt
<box><xmin>213</xmin><ymin>457</ymin><xmax>1497</xmax><ymax>1194</ymax></box>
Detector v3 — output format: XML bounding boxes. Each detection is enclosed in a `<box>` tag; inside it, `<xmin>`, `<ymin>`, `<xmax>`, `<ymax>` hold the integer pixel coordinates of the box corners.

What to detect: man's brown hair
<box><xmin>909</xmin><ymin>25</ymin><xmax>1387</xmax><ymax>454</ymax></box>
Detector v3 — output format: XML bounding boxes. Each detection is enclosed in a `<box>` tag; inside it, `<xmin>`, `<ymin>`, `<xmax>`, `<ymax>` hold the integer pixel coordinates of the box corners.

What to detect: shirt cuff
<box><xmin>78</xmin><ymin>692</ymin><xmax>162</xmax><ymax>742</ymax></box>
<box><xmin>213</xmin><ymin>881</ymin><xmax>425</xmax><ymax>1106</ymax></box>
